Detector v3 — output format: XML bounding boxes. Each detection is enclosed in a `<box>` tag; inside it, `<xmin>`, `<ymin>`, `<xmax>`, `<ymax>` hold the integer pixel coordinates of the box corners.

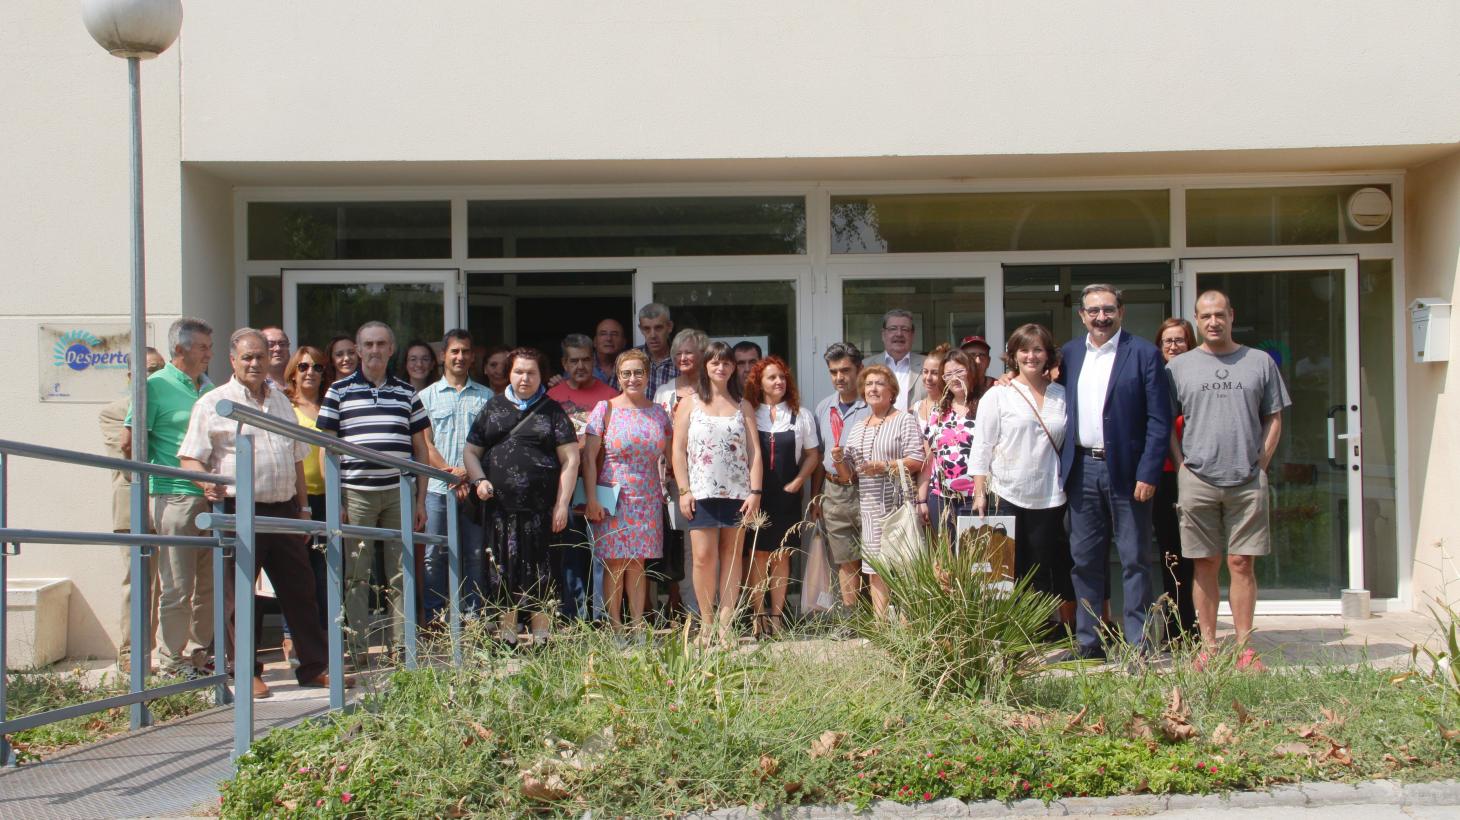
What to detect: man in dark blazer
<box><xmin>1056</xmin><ymin>284</ymin><xmax>1172</xmax><ymax>661</ymax></box>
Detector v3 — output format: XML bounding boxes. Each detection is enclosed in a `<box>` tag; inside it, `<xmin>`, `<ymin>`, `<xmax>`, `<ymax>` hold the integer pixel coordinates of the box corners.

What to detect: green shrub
<box><xmin>861</xmin><ymin>529</ymin><xmax>1060</xmax><ymax>700</ymax></box>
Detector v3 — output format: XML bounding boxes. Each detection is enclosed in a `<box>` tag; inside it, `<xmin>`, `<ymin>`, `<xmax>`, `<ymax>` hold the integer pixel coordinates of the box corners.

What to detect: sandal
<box><xmin>1235</xmin><ymin>647</ymin><xmax>1266</xmax><ymax>673</ymax></box>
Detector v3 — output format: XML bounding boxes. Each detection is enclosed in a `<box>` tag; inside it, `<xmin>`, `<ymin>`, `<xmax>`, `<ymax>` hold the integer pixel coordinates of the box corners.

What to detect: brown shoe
<box><xmin>301</xmin><ymin>672</ymin><xmax>356</xmax><ymax>690</ymax></box>
<box><xmin>251</xmin><ymin>676</ymin><xmax>272</xmax><ymax>699</ymax></box>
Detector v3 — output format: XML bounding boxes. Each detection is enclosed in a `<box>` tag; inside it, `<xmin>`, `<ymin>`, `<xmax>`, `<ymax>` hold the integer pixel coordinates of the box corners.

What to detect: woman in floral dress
<box><xmin>917</xmin><ymin>348</ymin><xmax>978</xmax><ymax>540</ymax></box>
<box><xmin>582</xmin><ymin>349</ymin><xmax>673</xmax><ymax>638</ymax></box>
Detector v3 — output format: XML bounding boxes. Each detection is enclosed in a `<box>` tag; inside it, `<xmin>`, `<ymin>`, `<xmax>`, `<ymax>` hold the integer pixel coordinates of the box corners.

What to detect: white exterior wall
<box><xmin>180</xmin><ymin>1</ymin><xmax>1460</xmax><ymax>163</ymax></box>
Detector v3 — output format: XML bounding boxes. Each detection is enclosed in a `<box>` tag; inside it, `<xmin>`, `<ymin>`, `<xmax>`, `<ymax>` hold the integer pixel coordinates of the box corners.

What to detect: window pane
<box><xmin>653</xmin><ymin>280</ymin><xmax>798</xmax><ymax>371</ymax></box>
<box><xmin>831</xmin><ymin>190</ymin><xmax>1169</xmax><ymax>253</ymax></box>
<box><xmin>248</xmin><ymin>201</ymin><xmax>451</xmax><ymax>260</ymax></box>
<box><xmin>248</xmin><ymin>276</ymin><xmax>282</xmax><ymax>329</ymax></box>
<box><xmin>1185</xmin><ymin>185</ymin><xmax>1393</xmax><ymax>247</ymax></box>
<box><xmin>465</xmin><ymin>271</ymin><xmax>633</xmax><ymax>356</ymax></box>
<box><xmin>842</xmin><ymin>278</ymin><xmax>986</xmax><ymax>359</ymax></box>
<box><xmin>1359</xmin><ymin>259</ymin><xmax>1398</xmax><ymax>598</ymax></box>
<box><xmin>1003</xmin><ymin>263</ymin><xmax>1172</xmax><ymax>346</ymax></box>
<box><xmin>468</xmin><ymin>197</ymin><xmax>806</xmax><ymax>258</ymax></box>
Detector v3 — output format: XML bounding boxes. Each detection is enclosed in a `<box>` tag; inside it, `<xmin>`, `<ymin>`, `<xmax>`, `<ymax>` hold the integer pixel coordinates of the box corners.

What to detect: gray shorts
<box><xmin>820</xmin><ymin>479</ymin><xmax>861</xmax><ymax>565</ymax></box>
<box><xmin>1177</xmin><ymin>466</ymin><xmax>1271</xmax><ymax>558</ymax></box>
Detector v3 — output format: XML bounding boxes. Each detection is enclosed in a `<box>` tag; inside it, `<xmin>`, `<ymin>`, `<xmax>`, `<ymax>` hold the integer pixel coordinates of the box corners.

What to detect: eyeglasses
<box><xmin>943</xmin><ymin>369</ymin><xmax>968</xmax><ymax>381</ymax></box>
<box><xmin>883</xmin><ymin>325</ymin><xmax>913</xmax><ymax>334</ymax></box>
<box><xmin>1160</xmin><ymin>338</ymin><xmax>1188</xmax><ymax>348</ymax></box>
<box><xmin>297</xmin><ymin>363</ymin><xmax>325</xmax><ymax>373</ymax></box>
<box><xmin>266</xmin><ymin>340</ymin><xmax>289</xmax><ymax>349</ymax></box>
<box><xmin>1082</xmin><ymin>305</ymin><xmax>1119</xmax><ymax>317</ymax></box>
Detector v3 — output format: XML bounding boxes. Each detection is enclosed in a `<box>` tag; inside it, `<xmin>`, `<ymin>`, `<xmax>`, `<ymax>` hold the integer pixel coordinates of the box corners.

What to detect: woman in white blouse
<box><xmin>969</xmin><ymin>323</ymin><xmax>1076</xmax><ymax>628</ymax></box>
<box><xmin>743</xmin><ymin>356</ymin><xmax>820</xmax><ymax>637</ymax></box>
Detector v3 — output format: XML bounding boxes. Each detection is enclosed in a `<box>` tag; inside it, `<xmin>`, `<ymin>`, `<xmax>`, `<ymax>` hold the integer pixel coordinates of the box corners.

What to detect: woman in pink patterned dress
<box><xmin>916</xmin><ymin>349</ymin><xmax>978</xmax><ymax>539</ymax></box>
<box><xmin>582</xmin><ymin>349</ymin><xmax>673</xmax><ymax>638</ymax></box>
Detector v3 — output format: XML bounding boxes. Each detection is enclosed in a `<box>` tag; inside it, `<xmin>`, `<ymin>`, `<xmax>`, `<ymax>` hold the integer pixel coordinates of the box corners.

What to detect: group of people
<box><xmin>102</xmin><ymin>283</ymin><xmax>1289</xmax><ymax>694</ymax></box>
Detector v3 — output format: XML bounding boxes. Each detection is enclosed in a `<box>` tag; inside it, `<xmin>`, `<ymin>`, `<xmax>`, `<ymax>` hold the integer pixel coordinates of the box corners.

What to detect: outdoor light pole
<box><xmin>82</xmin><ymin>0</ymin><xmax>184</xmax><ymax>730</ymax></box>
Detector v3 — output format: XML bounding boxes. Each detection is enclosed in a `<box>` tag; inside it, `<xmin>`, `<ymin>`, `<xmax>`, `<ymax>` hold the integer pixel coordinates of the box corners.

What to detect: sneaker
<box><xmin>250</xmin><ymin>676</ymin><xmax>272</xmax><ymax>699</ymax></box>
<box><xmin>1235</xmin><ymin>647</ymin><xmax>1266</xmax><ymax>673</ymax></box>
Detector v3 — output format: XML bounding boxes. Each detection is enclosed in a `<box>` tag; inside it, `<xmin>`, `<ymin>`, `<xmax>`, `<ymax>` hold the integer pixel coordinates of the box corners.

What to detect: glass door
<box><xmin>282</xmin><ymin>269</ymin><xmax>459</xmax><ymax>370</ymax></box>
<box><xmin>1179</xmin><ymin>256</ymin><xmax>1362</xmax><ymax>608</ymax></box>
<box><xmin>634</xmin><ymin>264</ymin><xmax>812</xmax><ymax>374</ymax></box>
<box><xmin>819</xmin><ymin>260</ymin><xmax>1003</xmax><ymax>405</ymax></box>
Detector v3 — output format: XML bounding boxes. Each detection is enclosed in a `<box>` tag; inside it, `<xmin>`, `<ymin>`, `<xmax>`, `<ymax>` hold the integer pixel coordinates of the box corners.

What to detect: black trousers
<box><xmin>223</xmin><ymin>499</ymin><xmax>327</xmax><ymax>683</ymax></box>
<box><xmin>1152</xmin><ymin>470</ymin><xmax>1198</xmax><ymax>637</ymax></box>
<box><xmin>1002</xmin><ymin>497</ymin><xmax>1075</xmax><ymax>602</ymax></box>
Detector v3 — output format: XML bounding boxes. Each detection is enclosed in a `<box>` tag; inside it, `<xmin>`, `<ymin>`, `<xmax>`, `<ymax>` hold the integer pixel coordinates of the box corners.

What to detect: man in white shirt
<box><xmin>876</xmin><ymin>309</ymin><xmax>926</xmax><ymax>412</ymax></box>
<box><xmin>178</xmin><ymin>328</ymin><xmax>351</xmax><ymax>698</ymax></box>
<box><xmin>1054</xmin><ymin>284</ymin><xmax>1171</xmax><ymax>662</ymax></box>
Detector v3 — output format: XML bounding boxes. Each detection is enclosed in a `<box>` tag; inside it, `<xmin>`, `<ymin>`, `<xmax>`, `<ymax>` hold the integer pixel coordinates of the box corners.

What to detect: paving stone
<box><xmin>1005</xmin><ymin>797</ymin><xmax>1059</xmax><ymax>814</ymax></box>
<box><xmin>1164</xmin><ymin>792</ymin><xmax>1222</xmax><ymax>811</ymax></box>
<box><xmin>1268</xmin><ymin>784</ymin><xmax>1310</xmax><ymax>807</ymax></box>
<box><xmin>1062</xmin><ymin>794</ymin><xmax>1166</xmax><ymax>814</ymax></box>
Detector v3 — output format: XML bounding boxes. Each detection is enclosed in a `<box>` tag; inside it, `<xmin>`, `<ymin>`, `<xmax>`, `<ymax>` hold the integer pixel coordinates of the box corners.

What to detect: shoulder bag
<box><xmin>573</xmin><ymin>401</ymin><xmax>621</xmax><ymax>516</ymax></box>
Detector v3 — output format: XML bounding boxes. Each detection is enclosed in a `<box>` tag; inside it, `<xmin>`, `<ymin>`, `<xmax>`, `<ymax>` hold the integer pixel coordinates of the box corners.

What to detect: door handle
<box><xmin>1326</xmin><ymin>405</ymin><xmax>1344</xmax><ymax>470</ymax></box>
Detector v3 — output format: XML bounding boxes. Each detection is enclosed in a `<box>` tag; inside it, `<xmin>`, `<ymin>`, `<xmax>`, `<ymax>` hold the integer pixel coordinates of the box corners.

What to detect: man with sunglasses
<box><xmin>1054</xmin><ymin>284</ymin><xmax>1171</xmax><ymax>663</ymax></box>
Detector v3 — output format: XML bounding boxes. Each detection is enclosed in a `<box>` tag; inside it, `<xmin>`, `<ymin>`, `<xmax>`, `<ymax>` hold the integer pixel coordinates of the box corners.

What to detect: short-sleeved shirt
<box><xmin>316</xmin><ymin>371</ymin><xmax>430</xmax><ymax>491</ymax></box>
<box><xmin>812</xmin><ymin>394</ymin><xmax>869</xmax><ymax>452</ymax></box>
<box><xmin>1166</xmin><ymin>346</ymin><xmax>1292</xmax><ymax>488</ymax></box>
<box><xmin>127</xmin><ymin>363</ymin><xmax>213</xmax><ymax>496</ymax></box>
<box><xmin>548</xmin><ymin>378</ymin><xmax>619</xmax><ymax>423</ymax></box>
<box><xmin>419</xmin><ymin>377</ymin><xmax>493</xmax><ymax>495</ymax></box>
<box><xmin>177</xmin><ymin>378</ymin><xmax>310</xmax><ymax>503</ymax></box>
<box><xmin>754</xmin><ymin>402</ymin><xmax>820</xmax><ymax>464</ymax></box>
<box><xmin>466</xmin><ymin>394</ymin><xmax>578</xmax><ymax>514</ymax></box>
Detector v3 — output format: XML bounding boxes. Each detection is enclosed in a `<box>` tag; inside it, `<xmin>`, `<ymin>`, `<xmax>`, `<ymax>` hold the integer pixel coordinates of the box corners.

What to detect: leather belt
<box><xmin>824</xmin><ymin>475</ymin><xmax>854</xmax><ymax>487</ymax></box>
<box><xmin>1077</xmin><ymin>446</ymin><xmax>1106</xmax><ymax>461</ymax></box>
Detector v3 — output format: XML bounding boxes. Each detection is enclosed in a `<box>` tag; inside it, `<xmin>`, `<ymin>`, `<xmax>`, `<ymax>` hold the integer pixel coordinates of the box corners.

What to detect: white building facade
<box><xmin>5</xmin><ymin>1</ymin><xmax>1460</xmax><ymax>657</ymax></box>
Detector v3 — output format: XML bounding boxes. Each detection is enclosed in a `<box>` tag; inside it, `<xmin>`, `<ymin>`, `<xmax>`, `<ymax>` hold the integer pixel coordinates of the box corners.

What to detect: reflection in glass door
<box><xmin>283</xmin><ymin>269</ymin><xmax>459</xmax><ymax>373</ymax></box>
<box><xmin>639</xmin><ymin>266</ymin><xmax>807</xmax><ymax>373</ymax></box>
<box><xmin>1181</xmin><ymin>257</ymin><xmax>1362</xmax><ymax>604</ymax></box>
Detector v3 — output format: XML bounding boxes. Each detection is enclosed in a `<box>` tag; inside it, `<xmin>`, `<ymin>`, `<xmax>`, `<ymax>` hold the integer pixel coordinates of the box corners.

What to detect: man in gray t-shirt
<box><xmin>1166</xmin><ymin>290</ymin><xmax>1292</xmax><ymax>670</ymax></box>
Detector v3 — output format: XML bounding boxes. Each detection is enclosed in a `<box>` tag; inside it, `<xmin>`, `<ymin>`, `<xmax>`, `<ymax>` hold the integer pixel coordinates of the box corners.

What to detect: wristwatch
<box><xmin>678</xmin><ymin>486</ymin><xmax>690</xmax><ymax>497</ymax></box>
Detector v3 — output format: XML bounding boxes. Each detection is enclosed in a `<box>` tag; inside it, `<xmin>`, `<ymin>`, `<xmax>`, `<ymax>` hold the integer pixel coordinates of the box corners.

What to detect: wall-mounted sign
<box><xmin>38</xmin><ymin>323</ymin><xmax>153</xmax><ymax>403</ymax></box>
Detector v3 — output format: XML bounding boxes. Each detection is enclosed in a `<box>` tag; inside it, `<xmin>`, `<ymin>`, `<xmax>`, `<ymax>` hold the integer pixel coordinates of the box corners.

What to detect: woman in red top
<box><xmin>1155</xmin><ymin>318</ymin><xmax>1198</xmax><ymax>642</ymax></box>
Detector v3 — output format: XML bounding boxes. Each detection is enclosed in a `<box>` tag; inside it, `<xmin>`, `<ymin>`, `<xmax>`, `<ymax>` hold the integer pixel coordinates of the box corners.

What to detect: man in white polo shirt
<box><xmin>316</xmin><ymin>321</ymin><xmax>432</xmax><ymax>665</ymax></box>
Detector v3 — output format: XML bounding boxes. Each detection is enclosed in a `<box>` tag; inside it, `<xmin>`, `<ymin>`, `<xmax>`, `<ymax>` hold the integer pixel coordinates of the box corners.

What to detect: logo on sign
<box><xmin>52</xmin><ymin>331</ymin><xmax>129</xmax><ymax>372</ymax></box>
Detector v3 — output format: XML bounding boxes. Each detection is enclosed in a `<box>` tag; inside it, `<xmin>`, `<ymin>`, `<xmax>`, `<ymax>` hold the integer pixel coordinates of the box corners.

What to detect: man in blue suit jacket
<box><xmin>1056</xmin><ymin>284</ymin><xmax>1172</xmax><ymax>660</ymax></box>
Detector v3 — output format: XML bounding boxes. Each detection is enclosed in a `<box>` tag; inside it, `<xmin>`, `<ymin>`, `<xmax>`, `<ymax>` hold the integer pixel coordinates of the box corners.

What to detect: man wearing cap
<box><xmin>959</xmin><ymin>335</ymin><xmax>998</xmax><ymax>397</ymax></box>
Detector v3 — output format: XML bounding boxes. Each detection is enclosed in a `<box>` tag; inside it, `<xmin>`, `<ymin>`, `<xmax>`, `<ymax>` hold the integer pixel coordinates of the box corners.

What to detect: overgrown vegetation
<box><xmin>219</xmin><ymin>533</ymin><xmax>1460</xmax><ymax>820</ymax></box>
<box><xmin>6</xmin><ymin>668</ymin><xmax>216</xmax><ymax>762</ymax></box>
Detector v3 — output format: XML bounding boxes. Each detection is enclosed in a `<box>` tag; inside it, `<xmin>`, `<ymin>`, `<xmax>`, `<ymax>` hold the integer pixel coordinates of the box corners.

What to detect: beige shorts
<box><xmin>1176</xmin><ymin>466</ymin><xmax>1271</xmax><ymax>558</ymax></box>
<box><xmin>820</xmin><ymin>479</ymin><xmax>862</xmax><ymax>565</ymax></box>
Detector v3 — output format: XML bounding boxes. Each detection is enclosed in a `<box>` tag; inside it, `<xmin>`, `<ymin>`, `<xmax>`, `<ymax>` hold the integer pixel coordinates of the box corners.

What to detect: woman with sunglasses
<box><xmin>281</xmin><ymin>345</ymin><xmax>331</xmax><ymax>662</ymax></box>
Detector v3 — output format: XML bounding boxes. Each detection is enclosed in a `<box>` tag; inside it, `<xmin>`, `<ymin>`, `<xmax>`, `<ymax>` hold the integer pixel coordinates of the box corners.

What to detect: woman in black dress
<box><xmin>743</xmin><ymin>356</ymin><xmax>820</xmax><ymax>637</ymax></box>
<box><xmin>464</xmin><ymin>347</ymin><xmax>580</xmax><ymax>646</ymax></box>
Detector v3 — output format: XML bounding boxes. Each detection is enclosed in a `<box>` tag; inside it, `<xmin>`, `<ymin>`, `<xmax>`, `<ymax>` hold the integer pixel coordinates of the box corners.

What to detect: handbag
<box><xmin>798</xmin><ymin>525</ymin><xmax>835</xmax><ymax>616</ymax></box>
<box><xmin>876</xmin><ymin>465</ymin><xmax>925</xmax><ymax>569</ymax></box>
<box><xmin>575</xmin><ymin>400</ymin><xmax>621</xmax><ymax>516</ymax></box>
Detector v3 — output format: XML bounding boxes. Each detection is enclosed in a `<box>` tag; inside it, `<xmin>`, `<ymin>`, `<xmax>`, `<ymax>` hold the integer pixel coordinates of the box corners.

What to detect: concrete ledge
<box><xmin>690</xmin><ymin>779</ymin><xmax>1460</xmax><ymax>817</ymax></box>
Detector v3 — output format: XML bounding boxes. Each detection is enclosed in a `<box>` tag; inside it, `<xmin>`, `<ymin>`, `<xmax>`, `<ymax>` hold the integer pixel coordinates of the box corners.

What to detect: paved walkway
<box><xmin>0</xmin><ymin>611</ymin><xmax>1447</xmax><ymax>818</ymax></box>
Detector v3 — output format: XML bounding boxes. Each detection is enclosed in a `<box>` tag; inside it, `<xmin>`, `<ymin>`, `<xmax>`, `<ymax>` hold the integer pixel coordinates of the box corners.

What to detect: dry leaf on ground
<box><xmin>1319</xmin><ymin>741</ymin><xmax>1354</xmax><ymax>767</ymax></box>
<box><xmin>1210</xmin><ymin>722</ymin><xmax>1235</xmax><ymax>746</ymax></box>
<box><xmin>1440</xmin><ymin>724</ymin><xmax>1460</xmax><ymax>741</ymax></box>
<box><xmin>809</xmin><ymin>730</ymin><xmax>847</xmax><ymax>758</ymax></box>
<box><xmin>1129</xmin><ymin>715</ymin><xmax>1156</xmax><ymax>741</ymax></box>
<box><xmin>1065</xmin><ymin>705</ymin><xmax>1088</xmax><ymax>732</ymax></box>
<box><xmin>784</xmin><ymin>781</ymin><xmax>803</xmax><ymax>796</ymax></box>
<box><xmin>1273</xmin><ymin>742</ymin><xmax>1312</xmax><ymax>758</ymax></box>
<box><xmin>757</xmin><ymin>754</ymin><xmax>780</xmax><ymax>780</ymax></box>
<box><xmin>1007</xmin><ymin>713</ymin><xmax>1048</xmax><ymax>732</ymax></box>
<box><xmin>1160</xmin><ymin>687</ymin><xmax>1198</xmax><ymax>742</ymax></box>
<box><xmin>521</xmin><ymin>773</ymin><xmax>570</xmax><ymax>802</ymax></box>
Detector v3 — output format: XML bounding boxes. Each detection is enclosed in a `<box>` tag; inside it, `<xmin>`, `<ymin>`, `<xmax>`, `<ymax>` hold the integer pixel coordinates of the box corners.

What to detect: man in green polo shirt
<box><xmin>123</xmin><ymin>317</ymin><xmax>215</xmax><ymax>677</ymax></box>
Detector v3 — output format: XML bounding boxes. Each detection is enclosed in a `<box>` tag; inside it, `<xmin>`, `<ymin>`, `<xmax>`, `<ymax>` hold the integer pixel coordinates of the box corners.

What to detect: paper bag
<box><xmin>956</xmin><ymin>515</ymin><xmax>1017</xmax><ymax>583</ymax></box>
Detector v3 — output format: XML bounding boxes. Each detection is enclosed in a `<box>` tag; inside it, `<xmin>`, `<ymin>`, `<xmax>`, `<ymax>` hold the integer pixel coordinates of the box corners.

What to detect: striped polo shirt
<box><xmin>316</xmin><ymin>370</ymin><xmax>430</xmax><ymax>491</ymax></box>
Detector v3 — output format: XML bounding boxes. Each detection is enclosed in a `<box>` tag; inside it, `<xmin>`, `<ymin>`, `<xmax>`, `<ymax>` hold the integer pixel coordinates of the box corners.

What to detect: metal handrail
<box><xmin>0</xmin><ymin>445</ymin><xmax>234</xmax><ymax>769</ymax></box>
<box><xmin>213</xmin><ymin>400</ymin><xmax>459</xmax><ymax>485</ymax></box>
<box><xmin>196</xmin><ymin>513</ymin><xmax>449</xmax><ymax>547</ymax></box>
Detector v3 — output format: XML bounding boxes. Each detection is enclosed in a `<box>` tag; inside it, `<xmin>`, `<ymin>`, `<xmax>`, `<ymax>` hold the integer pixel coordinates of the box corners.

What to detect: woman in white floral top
<box><xmin>671</xmin><ymin>340</ymin><xmax>762</xmax><ymax>642</ymax></box>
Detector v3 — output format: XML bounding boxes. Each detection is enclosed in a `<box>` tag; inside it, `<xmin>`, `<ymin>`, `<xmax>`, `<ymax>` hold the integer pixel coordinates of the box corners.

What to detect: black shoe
<box><xmin>1050</xmin><ymin>646</ymin><xmax>1106</xmax><ymax>663</ymax></box>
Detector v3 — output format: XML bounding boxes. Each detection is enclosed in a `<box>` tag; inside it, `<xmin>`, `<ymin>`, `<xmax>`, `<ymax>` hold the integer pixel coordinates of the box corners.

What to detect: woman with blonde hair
<box><xmin>830</xmin><ymin>363</ymin><xmax>924</xmax><ymax>617</ymax></box>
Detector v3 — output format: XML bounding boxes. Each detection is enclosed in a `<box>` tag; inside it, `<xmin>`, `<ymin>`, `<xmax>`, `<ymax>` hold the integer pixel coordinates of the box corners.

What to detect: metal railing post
<box><xmin>446</xmin><ymin>488</ymin><xmax>462</xmax><ymax>666</ymax></box>
<box><xmin>233</xmin><ymin>435</ymin><xmax>256</xmax><ymax>761</ymax></box>
<box><xmin>211</xmin><ymin>502</ymin><xmax>232</xmax><ymax>707</ymax></box>
<box><xmin>1</xmin><ymin>452</ymin><xmax>14</xmax><ymax>768</ymax></box>
<box><xmin>324</xmin><ymin>451</ymin><xmax>345</xmax><ymax>710</ymax></box>
<box><xmin>399</xmin><ymin>475</ymin><xmax>418</xmax><ymax>670</ymax></box>
<box><xmin>128</xmin><ymin>460</ymin><xmax>151</xmax><ymax>729</ymax></box>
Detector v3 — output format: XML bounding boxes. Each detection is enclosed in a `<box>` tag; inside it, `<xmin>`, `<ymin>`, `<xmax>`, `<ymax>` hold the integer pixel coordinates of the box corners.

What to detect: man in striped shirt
<box><xmin>317</xmin><ymin>321</ymin><xmax>432</xmax><ymax>665</ymax></box>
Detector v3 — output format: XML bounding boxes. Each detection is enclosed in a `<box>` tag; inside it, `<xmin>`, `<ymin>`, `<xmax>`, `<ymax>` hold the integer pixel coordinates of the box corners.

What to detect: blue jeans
<box><xmin>550</xmin><ymin>514</ymin><xmax>593</xmax><ymax>620</ymax></box>
<box><xmin>1068</xmin><ymin>454</ymin><xmax>1156</xmax><ymax>654</ymax></box>
<box><xmin>424</xmin><ymin>492</ymin><xmax>486</xmax><ymax>622</ymax></box>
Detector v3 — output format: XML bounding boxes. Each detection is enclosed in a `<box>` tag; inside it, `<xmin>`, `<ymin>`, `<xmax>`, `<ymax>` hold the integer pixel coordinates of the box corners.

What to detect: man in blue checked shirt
<box><xmin>419</xmin><ymin>329</ymin><xmax>493</xmax><ymax>624</ymax></box>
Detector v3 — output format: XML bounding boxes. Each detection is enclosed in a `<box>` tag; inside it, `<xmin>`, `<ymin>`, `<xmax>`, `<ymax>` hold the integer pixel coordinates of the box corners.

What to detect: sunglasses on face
<box><xmin>297</xmin><ymin>363</ymin><xmax>325</xmax><ymax>373</ymax></box>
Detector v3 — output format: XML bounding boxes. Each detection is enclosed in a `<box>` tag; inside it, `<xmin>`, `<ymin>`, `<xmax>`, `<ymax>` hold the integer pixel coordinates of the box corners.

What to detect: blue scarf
<box><xmin>506</xmin><ymin>384</ymin><xmax>546</xmax><ymax>411</ymax></box>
